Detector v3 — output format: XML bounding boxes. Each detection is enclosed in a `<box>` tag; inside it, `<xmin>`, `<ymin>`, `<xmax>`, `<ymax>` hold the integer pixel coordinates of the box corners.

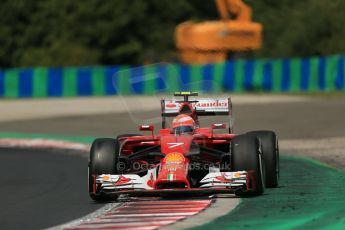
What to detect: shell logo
<box><xmin>165</xmin><ymin>152</ymin><xmax>185</xmax><ymax>163</ymax></box>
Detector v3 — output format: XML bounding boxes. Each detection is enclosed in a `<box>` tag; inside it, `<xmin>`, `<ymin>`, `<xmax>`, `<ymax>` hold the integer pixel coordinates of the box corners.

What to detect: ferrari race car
<box><xmin>88</xmin><ymin>92</ymin><xmax>279</xmax><ymax>201</ymax></box>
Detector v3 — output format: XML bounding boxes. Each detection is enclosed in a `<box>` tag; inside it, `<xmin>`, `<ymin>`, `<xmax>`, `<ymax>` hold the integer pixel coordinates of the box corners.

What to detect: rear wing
<box><xmin>160</xmin><ymin>92</ymin><xmax>233</xmax><ymax>133</ymax></box>
<box><xmin>161</xmin><ymin>98</ymin><xmax>232</xmax><ymax>117</ymax></box>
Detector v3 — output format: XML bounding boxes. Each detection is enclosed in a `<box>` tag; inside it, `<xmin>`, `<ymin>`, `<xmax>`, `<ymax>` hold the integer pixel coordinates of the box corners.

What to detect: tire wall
<box><xmin>0</xmin><ymin>54</ymin><xmax>344</xmax><ymax>98</ymax></box>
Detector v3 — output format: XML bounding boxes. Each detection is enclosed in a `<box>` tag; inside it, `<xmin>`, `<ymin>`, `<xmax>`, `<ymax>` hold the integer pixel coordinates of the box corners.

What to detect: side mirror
<box><xmin>211</xmin><ymin>123</ymin><xmax>226</xmax><ymax>137</ymax></box>
<box><xmin>139</xmin><ymin>125</ymin><xmax>154</xmax><ymax>137</ymax></box>
<box><xmin>139</xmin><ymin>125</ymin><xmax>154</xmax><ymax>131</ymax></box>
<box><xmin>211</xmin><ymin>123</ymin><xmax>226</xmax><ymax>129</ymax></box>
<box><xmin>139</xmin><ymin>125</ymin><xmax>155</xmax><ymax>137</ymax></box>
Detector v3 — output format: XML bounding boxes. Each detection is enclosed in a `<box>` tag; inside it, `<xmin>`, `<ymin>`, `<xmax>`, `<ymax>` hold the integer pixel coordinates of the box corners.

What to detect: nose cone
<box><xmin>155</xmin><ymin>152</ymin><xmax>190</xmax><ymax>189</ymax></box>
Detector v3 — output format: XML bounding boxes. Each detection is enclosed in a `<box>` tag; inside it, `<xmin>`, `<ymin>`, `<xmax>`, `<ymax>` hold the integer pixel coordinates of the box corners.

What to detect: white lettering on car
<box><xmin>167</xmin><ymin>142</ymin><xmax>184</xmax><ymax>148</ymax></box>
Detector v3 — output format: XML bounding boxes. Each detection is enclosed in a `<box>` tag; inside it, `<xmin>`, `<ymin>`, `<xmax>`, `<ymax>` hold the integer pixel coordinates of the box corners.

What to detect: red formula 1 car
<box><xmin>88</xmin><ymin>92</ymin><xmax>279</xmax><ymax>201</ymax></box>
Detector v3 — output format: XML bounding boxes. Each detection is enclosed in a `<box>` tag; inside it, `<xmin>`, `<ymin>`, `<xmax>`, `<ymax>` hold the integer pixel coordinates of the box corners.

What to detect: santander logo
<box><xmin>196</xmin><ymin>101</ymin><xmax>228</xmax><ymax>108</ymax></box>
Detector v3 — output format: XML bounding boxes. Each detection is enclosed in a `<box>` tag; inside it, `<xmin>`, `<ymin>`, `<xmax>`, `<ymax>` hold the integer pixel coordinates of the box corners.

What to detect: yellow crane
<box><xmin>175</xmin><ymin>0</ymin><xmax>262</xmax><ymax>64</ymax></box>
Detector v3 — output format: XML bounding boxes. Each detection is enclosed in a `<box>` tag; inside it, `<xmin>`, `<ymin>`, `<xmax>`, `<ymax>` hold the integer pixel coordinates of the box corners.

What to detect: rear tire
<box><xmin>231</xmin><ymin>134</ymin><xmax>265</xmax><ymax>196</ymax></box>
<box><xmin>247</xmin><ymin>131</ymin><xmax>279</xmax><ymax>188</ymax></box>
<box><xmin>88</xmin><ymin>138</ymin><xmax>120</xmax><ymax>201</ymax></box>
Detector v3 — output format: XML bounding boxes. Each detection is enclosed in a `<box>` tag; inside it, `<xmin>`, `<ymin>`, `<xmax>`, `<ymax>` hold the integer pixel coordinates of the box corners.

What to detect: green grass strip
<box><xmin>165</xmin><ymin>64</ymin><xmax>180</xmax><ymax>93</ymax></box>
<box><xmin>234</xmin><ymin>60</ymin><xmax>245</xmax><ymax>92</ymax></box>
<box><xmin>189</xmin><ymin>64</ymin><xmax>203</xmax><ymax>92</ymax></box>
<box><xmin>62</xmin><ymin>67</ymin><xmax>77</xmax><ymax>97</ymax></box>
<box><xmin>143</xmin><ymin>65</ymin><xmax>156</xmax><ymax>95</ymax></box>
<box><xmin>91</xmin><ymin>67</ymin><xmax>105</xmax><ymax>96</ymax></box>
<box><xmin>116</xmin><ymin>65</ymin><xmax>131</xmax><ymax>95</ymax></box>
<box><xmin>212</xmin><ymin>62</ymin><xmax>225</xmax><ymax>92</ymax></box>
<box><xmin>4</xmin><ymin>69</ymin><xmax>19</xmax><ymax>98</ymax></box>
<box><xmin>289</xmin><ymin>58</ymin><xmax>302</xmax><ymax>92</ymax></box>
<box><xmin>32</xmin><ymin>67</ymin><xmax>48</xmax><ymax>97</ymax></box>
<box><xmin>271</xmin><ymin>59</ymin><xmax>283</xmax><ymax>92</ymax></box>
<box><xmin>309</xmin><ymin>57</ymin><xmax>320</xmax><ymax>92</ymax></box>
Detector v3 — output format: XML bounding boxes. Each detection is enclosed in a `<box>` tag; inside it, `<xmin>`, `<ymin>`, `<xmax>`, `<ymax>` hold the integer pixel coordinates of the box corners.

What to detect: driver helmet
<box><xmin>171</xmin><ymin>114</ymin><xmax>196</xmax><ymax>135</ymax></box>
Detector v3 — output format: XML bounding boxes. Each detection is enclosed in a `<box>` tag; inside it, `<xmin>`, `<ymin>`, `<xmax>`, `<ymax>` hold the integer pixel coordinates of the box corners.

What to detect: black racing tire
<box><xmin>247</xmin><ymin>131</ymin><xmax>279</xmax><ymax>188</ymax></box>
<box><xmin>231</xmin><ymin>134</ymin><xmax>265</xmax><ymax>196</ymax></box>
<box><xmin>88</xmin><ymin>138</ymin><xmax>120</xmax><ymax>201</ymax></box>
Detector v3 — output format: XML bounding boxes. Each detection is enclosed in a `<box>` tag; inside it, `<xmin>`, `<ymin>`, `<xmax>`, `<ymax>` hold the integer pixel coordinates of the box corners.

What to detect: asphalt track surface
<box><xmin>0</xmin><ymin>147</ymin><xmax>104</xmax><ymax>230</ymax></box>
<box><xmin>1</xmin><ymin>97</ymin><xmax>345</xmax><ymax>229</ymax></box>
<box><xmin>1</xmin><ymin>97</ymin><xmax>345</xmax><ymax>139</ymax></box>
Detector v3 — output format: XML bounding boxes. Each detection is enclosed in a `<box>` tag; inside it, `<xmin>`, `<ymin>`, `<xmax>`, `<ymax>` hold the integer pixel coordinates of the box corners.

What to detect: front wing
<box><xmin>91</xmin><ymin>170</ymin><xmax>255</xmax><ymax>197</ymax></box>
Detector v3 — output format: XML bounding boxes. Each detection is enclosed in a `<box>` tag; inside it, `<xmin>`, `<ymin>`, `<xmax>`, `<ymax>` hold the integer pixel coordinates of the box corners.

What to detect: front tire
<box><xmin>88</xmin><ymin>138</ymin><xmax>120</xmax><ymax>201</ymax></box>
<box><xmin>247</xmin><ymin>131</ymin><xmax>279</xmax><ymax>188</ymax></box>
<box><xmin>231</xmin><ymin>134</ymin><xmax>265</xmax><ymax>196</ymax></box>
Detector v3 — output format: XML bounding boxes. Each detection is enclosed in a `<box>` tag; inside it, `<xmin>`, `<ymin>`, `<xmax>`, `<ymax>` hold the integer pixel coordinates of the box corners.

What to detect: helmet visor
<box><xmin>173</xmin><ymin>126</ymin><xmax>194</xmax><ymax>134</ymax></box>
